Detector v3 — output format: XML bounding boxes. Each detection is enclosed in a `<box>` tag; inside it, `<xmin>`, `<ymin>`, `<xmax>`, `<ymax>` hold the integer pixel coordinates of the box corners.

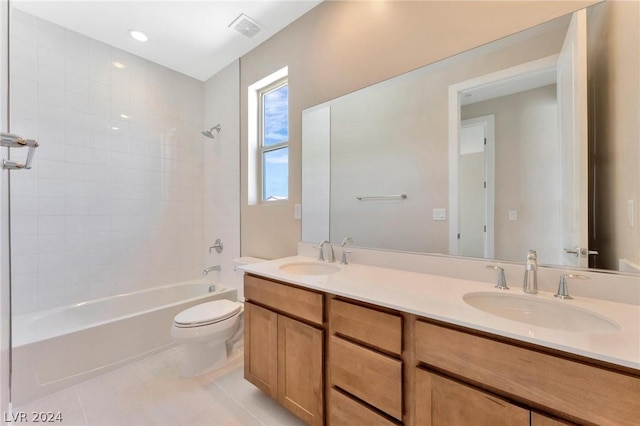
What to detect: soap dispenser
<box><xmin>523</xmin><ymin>249</ymin><xmax>538</xmax><ymax>294</ymax></box>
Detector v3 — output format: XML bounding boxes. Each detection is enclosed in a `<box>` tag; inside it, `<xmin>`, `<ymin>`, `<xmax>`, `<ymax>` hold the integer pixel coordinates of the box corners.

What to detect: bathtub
<box><xmin>11</xmin><ymin>279</ymin><xmax>237</xmax><ymax>406</ymax></box>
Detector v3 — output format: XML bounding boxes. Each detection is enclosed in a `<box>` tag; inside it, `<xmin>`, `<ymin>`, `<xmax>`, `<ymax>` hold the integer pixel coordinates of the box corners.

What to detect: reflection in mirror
<box><xmin>301</xmin><ymin>2</ymin><xmax>639</xmax><ymax>274</ymax></box>
<box><xmin>450</xmin><ymin>53</ymin><xmax>568</xmax><ymax>267</ymax></box>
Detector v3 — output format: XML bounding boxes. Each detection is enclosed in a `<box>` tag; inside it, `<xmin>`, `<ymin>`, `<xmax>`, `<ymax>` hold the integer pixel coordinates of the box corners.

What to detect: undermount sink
<box><xmin>463</xmin><ymin>292</ymin><xmax>620</xmax><ymax>333</ymax></box>
<box><xmin>279</xmin><ymin>262</ymin><xmax>341</xmax><ymax>276</ymax></box>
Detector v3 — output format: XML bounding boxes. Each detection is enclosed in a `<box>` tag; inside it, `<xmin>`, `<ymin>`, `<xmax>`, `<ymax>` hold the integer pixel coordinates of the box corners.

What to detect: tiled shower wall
<box><xmin>203</xmin><ymin>61</ymin><xmax>242</xmax><ymax>299</ymax></box>
<box><xmin>9</xmin><ymin>10</ymin><xmax>206</xmax><ymax>314</ymax></box>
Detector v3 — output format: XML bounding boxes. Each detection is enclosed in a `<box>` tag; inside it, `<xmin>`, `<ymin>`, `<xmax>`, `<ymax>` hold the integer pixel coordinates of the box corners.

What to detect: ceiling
<box><xmin>12</xmin><ymin>0</ymin><xmax>323</xmax><ymax>81</ymax></box>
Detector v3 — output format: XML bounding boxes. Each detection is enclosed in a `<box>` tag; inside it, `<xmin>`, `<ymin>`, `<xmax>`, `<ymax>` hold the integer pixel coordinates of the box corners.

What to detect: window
<box><xmin>247</xmin><ymin>66</ymin><xmax>288</xmax><ymax>205</ymax></box>
<box><xmin>259</xmin><ymin>79</ymin><xmax>289</xmax><ymax>201</ymax></box>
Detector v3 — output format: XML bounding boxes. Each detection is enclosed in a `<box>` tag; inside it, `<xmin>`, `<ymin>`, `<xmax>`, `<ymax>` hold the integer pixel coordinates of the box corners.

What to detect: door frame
<box><xmin>448</xmin><ymin>54</ymin><xmax>558</xmax><ymax>256</ymax></box>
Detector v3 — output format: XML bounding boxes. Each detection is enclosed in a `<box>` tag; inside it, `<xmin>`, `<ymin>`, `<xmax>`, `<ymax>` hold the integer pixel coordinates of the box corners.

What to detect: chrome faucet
<box><xmin>554</xmin><ymin>274</ymin><xmax>589</xmax><ymax>300</ymax></box>
<box><xmin>340</xmin><ymin>237</ymin><xmax>353</xmax><ymax>265</ymax></box>
<box><xmin>203</xmin><ymin>265</ymin><xmax>221</xmax><ymax>276</ymax></box>
<box><xmin>316</xmin><ymin>240</ymin><xmax>335</xmax><ymax>263</ymax></box>
<box><xmin>485</xmin><ymin>265</ymin><xmax>509</xmax><ymax>290</ymax></box>
<box><xmin>523</xmin><ymin>250</ymin><xmax>538</xmax><ymax>294</ymax></box>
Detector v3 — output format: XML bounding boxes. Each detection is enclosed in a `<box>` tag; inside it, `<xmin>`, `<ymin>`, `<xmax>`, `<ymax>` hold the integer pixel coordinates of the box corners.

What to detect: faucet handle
<box><xmin>340</xmin><ymin>237</ymin><xmax>353</xmax><ymax>264</ymax></box>
<box><xmin>554</xmin><ymin>274</ymin><xmax>589</xmax><ymax>300</ymax></box>
<box><xmin>340</xmin><ymin>250</ymin><xmax>352</xmax><ymax>265</ymax></box>
<box><xmin>485</xmin><ymin>265</ymin><xmax>509</xmax><ymax>290</ymax></box>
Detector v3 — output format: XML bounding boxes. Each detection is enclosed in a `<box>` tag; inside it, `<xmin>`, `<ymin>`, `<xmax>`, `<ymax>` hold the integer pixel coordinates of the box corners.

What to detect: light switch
<box><xmin>433</xmin><ymin>208</ymin><xmax>446</xmax><ymax>221</ymax></box>
<box><xmin>508</xmin><ymin>210</ymin><xmax>518</xmax><ymax>221</ymax></box>
<box><xmin>294</xmin><ymin>204</ymin><xmax>302</xmax><ymax>220</ymax></box>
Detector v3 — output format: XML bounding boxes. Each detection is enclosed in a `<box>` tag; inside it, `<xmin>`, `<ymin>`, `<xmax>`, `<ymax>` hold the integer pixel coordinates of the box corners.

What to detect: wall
<box><xmin>588</xmin><ymin>0</ymin><xmax>640</xmax><ymax>271</ymax></box>
<box><xmin>319</xmin><ymin>28</ymin><xmax>566</xmax><ymax>254</ymax></box>
<box><xmin>9</xmin><ymin>10</ymin><xmax>205</xmax><ymax>314</ymax></box>
<box><xmin>462</xmin><ymin>85</ymin><xmax>561</xmax><ymax>265</ymax></box>
<box><xmin>203</xmin><ymin>60</ymin><xmax>243</xmax><ymax>299</ymax></box>
<box><xmin>240</xmin><ymin>0</ymin><xmax>596</xmax><ymax>259</ymax></box>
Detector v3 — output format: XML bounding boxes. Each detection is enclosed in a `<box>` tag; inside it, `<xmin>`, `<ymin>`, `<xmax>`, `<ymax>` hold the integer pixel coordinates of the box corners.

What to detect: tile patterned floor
<box><xmin>14</xmin><ymin>346</ymin><xmax>306</xmax><ymax>426</ymax></box>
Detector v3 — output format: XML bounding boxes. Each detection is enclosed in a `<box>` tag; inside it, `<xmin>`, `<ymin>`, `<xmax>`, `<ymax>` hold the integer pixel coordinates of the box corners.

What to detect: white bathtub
<box><xmin>12</xmin><ymin>279</ymin><xmax>237</xmax><ymax>405</ymax></box>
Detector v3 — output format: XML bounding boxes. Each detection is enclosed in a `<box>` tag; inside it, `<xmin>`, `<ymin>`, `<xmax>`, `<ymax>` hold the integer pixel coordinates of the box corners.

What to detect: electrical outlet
<box><xmin>294</xmin><ymin>204</ymin><xmax>302</xmax><ymax>220</ymax></box>
<box><xmin>433</xmin><ymin>208</ymin><xmax>446</xmax><ymax>221</ymax></box>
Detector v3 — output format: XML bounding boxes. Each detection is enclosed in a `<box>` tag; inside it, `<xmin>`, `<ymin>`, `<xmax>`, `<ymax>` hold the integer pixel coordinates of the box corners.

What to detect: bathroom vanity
<box><xmin>242</xmin><ymin>257</ymin><xmax>640</xmax><ymax>426</ymax></box>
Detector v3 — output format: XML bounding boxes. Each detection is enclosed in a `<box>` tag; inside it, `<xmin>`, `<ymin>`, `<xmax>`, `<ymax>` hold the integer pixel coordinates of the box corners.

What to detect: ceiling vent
<box><xmin>229</xmin><ymin>13</ymin><xmax>262</xmax><ymax>38</ymax></box>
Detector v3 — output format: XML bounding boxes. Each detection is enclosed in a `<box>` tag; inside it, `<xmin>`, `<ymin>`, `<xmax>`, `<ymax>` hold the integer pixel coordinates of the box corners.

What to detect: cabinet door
<box><xmin>415</xmin><ymin>369</ymin><xmax>529</xmax><ymax>426</ymax></box>
<box><xmin>244</xmin><ymin>302</ymin><xmax>278</xmax><ymax>400</ymax></box>
<box><xmin>278</xmin><ymin>315</ymin><xmax>324</xmax><ymax>426</ymax></box>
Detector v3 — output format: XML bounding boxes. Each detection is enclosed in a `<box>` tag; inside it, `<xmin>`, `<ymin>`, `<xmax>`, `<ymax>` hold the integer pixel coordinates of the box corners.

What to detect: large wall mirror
<box><xmin>302</xmin><ymin>1</ymin><xmax>639</xmax><ymax>274</ymax></box>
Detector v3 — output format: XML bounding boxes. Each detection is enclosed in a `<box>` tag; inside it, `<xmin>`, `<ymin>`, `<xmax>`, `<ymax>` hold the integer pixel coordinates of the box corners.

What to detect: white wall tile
<box><xmin>37</xmin><ymin>19</ymin><xmax>65</xmax><ymax>51</ymax></box>
<box><xmin>11</xmin><ymin>196</ymin><xmax>38</xmax><ymax>216</ymax></box>
<box><xmin>38</xmin><ymin>103</ymin><xmax>65</xmax><ymax>124</ymax></box>
<box><xmin>39</xmin><ymin>84</ymin><xmax>65</xmax><ymax>107</ymax></box>
<box><xmin>13</xmin><ymin>255</ymin><xmax>39</xmax><ymax>276</ymax></box>
<box><xmin>38</xmin><ymin>46</ymin><xmax>64</xmax><ymax>71</ymax></box>
<box><xmin>39</xmin><ymin>178</ymin><xmax>66</xmax><ymax>198</ymax></box>
<box><xmin>10</xmin><ymin>13</ymin><xmax>208</xmax><ymax>313</ymax></box>
<box><xmin>38</xmin><ymin>233</ymin><xmax>65</xmax><ymax>254</ymax></box>
<box><xmin>12</xmin><ymin>215</ymin><xmax>38</xmax><ymax>237</ymax></box>
<box><xmin>38</xmin><ymin>215</ymin><xmax>66</xmax><ymax>234</ymax></box>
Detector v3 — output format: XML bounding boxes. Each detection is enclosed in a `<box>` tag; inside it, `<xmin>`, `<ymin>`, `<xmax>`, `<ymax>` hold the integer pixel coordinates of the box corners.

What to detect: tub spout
<box><xmin>203</xmin><ymin>265</ymin><xmax>221</xmax><ymax>276</ymax></box>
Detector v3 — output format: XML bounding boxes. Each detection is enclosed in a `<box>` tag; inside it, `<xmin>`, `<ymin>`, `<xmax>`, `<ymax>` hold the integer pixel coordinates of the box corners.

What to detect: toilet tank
<box><xmin>232</xmin><ymin>257</ymin><xmax>266</xmax><ymax>301</ymax></box>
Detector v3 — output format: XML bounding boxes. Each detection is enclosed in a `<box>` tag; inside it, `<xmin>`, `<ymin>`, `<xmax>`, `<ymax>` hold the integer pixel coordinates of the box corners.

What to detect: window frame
<box><xmin>258</xmin><ymin>76</ymin><xmax>289</xmax><ymax>203</ymax></box>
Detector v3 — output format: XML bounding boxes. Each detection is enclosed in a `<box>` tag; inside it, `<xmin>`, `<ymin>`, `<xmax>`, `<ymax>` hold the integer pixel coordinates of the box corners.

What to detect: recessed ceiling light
<box><xmin>120</xmin><ymin>114</ymin><xmax>130</xmax><ymax>119</ymax></box>
<box><xmin>128</xmin><ymin>29</ymin><xmax>148</xmax><ymax>42</ymax></box>
<box><xmin>111</xmin><ymin>126</ymin><xmax>120</xmax><ymax>131</ymax></box>
<box><xmin>112</xmin><ymin>61</ymin><xmax>126</xmax><ymax>69</ymax></box>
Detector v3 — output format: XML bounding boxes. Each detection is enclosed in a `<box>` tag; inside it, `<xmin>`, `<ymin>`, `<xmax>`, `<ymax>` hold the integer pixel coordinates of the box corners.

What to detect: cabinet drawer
<box><xmin>415</xmin><ymin>320</ymin><xmax>640</xmax><ymax>426</ymax></box>
<box><xmin>330</xmin><ymin>388</ymin><xmax>398</xmax><ymax>426</ymax></box>
<box><xmin>244</xmin><ymin>274</ymin><xmax>323</xmax><ymax>325</ymax></box>
<box><xmin>415</xmin><ymin>368</ymin><xmax>529</xmax><ymax>425</ymax></box>
<box><xmin>330</xmin><ymin>336</ymin><xmax>403</xmax><ymax>420</ymax></box>
<box><xmin>331</xmin><ymin>299</ymin><xmax>402</xmax><ymax>355</ymax></box>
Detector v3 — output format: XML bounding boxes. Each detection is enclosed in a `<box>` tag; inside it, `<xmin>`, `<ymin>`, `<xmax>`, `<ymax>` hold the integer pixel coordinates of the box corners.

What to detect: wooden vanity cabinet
<box><xmin>243</xmin><ymin>273</ymin><xmax>639</xmax><ymax>426</ymax></box>
<box><xmin>244</xmin><ymin>275</ymin><xmax>324</xmax><ymax>426</ymax></box>
<box><xmin>328</xmin><ymin>298</ymin><xmax>404</xmax><ymax>423</ymax></box>
<box><xmin>414</xmin><ymin>319</ymin><xmax>640</xmax><ymax>426</ymax></box>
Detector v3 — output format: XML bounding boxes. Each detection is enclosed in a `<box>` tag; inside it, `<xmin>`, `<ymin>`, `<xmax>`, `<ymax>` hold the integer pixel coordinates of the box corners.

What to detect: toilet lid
<box><xmin>174</xmin><ymin>299</ymin><xmax>241</xmax><ymax>327</ymax></box>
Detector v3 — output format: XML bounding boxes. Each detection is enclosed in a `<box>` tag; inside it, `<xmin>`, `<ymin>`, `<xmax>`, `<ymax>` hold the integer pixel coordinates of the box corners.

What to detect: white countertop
<box><xmin>241</xmin><ymin>255</ymin><xmax>640</xmax><ymax>370</ymax></box>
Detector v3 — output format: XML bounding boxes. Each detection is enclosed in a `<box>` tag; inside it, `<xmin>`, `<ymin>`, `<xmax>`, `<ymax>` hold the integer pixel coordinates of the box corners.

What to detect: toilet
<box><xmin>171</xmin><ymin>299</ymin><xmax>243</xmax><ymax>377</ymax></box>
<box><xmin>171</xmin><ymin>257</ymin><xmax>265</xmax><ymax>377</ymax></box>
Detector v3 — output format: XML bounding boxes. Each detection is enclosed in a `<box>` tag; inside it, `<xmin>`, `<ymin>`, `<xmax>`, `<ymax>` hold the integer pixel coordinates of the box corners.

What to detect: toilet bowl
<box><xmin>171</xmin><ymin>299</ymin><xmax>243</xmax><ymax>377</ymax></box>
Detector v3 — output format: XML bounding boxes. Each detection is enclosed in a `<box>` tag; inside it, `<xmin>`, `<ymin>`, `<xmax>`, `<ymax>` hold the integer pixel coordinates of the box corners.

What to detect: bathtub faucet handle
<box><xmin>203</xmin><ymin>265</ymin><xmax>221</xmax><ymax>276</ymax></box>
<box><xmin>209</xmin><ymin>239</ymin><xmax>223</xmax><ymax>254</ymax></box>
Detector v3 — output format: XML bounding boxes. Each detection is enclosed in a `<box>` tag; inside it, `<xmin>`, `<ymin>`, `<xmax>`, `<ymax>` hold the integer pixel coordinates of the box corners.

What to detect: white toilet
<box><xmin>171</xmin><ymin>299</ymin><xmax>243</xmax><ymax>377</ymax></box>
<box><xmin>171</xmin><ymin>257</ymin><xmax>265</xmax><ymax>377</ymax></box>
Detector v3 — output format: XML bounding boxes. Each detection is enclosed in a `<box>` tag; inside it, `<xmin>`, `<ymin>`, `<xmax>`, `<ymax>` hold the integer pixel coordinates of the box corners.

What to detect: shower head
<box><xmin>201</xmin><ymin>124</ymin><xmax>221</xmax><ymax>139</ymax></box>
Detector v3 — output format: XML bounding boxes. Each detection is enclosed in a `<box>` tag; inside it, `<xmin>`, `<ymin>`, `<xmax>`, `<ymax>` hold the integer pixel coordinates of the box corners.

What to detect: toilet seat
<box><xmin>173</xmin><ymin>299</ymin><xmax>242</xmax><ymax>328</ymax></box>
